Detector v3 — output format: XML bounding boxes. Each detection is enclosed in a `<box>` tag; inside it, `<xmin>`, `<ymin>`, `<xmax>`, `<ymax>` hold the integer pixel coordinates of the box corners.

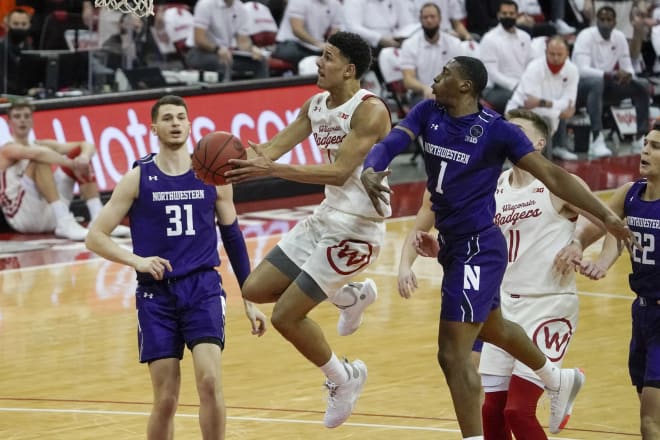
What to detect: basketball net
<box><xmin>94</xmin><ymin>0</ymin><xmax>154</xmax><ymax>17</ymax></box>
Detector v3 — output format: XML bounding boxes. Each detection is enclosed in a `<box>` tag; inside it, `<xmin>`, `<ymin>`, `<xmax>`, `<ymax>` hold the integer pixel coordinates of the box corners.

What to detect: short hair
<box><xmin>499</xmin><ymin>0</ymin><xmax>518</xmax><ymax>12</ymax></box>
<box><xmin>452</xmin><ymin>56</ymin><xmax>488</xmax><ymax>97</ymax></box>
<box><xmin>327</xmin><ymin>31</ymin><xmax>372</xmax><ymax>79</ymax></box>
<box><xmin>546</xmin><ymin>35</ymin><xmax>569</xmax><ymax>51</ymax></box>
<box><xmin>151</xmin><ymin>95</ymin><xmax>188</xmax><ymax>122</ymax></box>
<box><xmin>7</xmin><ymin>98</ymin><xmax>35</xmax><ymax>116</ymax></box>
<box><xmin>505</xmin><ymin>108</ymin><xmax>550</xmax><ymax>141</ymax></box>
<box><xmin>420</xmin><ymin>2</ymin><xmax>441</xmax><ymax>16</ymax></box>
<box><xmin>596</xmin><ymin>5</ymin><xmax>616</xmax><ymax>19</ymax></box>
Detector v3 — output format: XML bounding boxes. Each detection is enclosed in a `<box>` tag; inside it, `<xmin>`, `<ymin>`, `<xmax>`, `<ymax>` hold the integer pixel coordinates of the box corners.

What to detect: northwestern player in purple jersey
<box><xmin>359</xmin><ymin>56</ymin><xmax>634</xmax><ymax>439</ymax></box>
<box><xmin>85</xmin><ymin>95</ymin><xmax>267</xmax><ymax>440</ymax></box>
<box><xmin>557</xmin><ymin>122</ymin><xmax>660</xmax><ymax>440</ymax></box>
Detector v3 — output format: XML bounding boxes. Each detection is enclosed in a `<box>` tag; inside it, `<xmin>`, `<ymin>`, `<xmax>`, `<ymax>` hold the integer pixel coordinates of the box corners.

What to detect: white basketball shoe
<box><xmin>548</xmin><ymin>368</ymin><xmax>586</xmax><ymax>434</ymax></box>
<box><xmin>337</xmin><ymin>279</ymin><xmax>377</xmax><ymax>336</ymax></box>
<box><xmin>323</xmin><ymin>359</ymin><xmax>368</xmax><ymax>428</ymax></box>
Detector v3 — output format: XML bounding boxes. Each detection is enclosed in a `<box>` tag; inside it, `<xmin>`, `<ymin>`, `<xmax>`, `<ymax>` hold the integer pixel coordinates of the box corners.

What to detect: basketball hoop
<box><xmin>94</xmin><ymin>0</ymin><xmax>154</xmax><ymax>18</ymax></box>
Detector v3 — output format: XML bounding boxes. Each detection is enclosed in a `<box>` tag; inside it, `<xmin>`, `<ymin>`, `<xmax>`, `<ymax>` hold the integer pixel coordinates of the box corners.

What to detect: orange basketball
<box><xmin>192</xmin><ymin>131</ymin><xmax>246</xmax><ymax>185</ymax></box>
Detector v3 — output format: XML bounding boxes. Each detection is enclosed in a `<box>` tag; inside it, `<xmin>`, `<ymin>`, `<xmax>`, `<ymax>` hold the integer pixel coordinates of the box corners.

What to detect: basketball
<box><xmin>192</xmin><ymin>131</ymin><xmax>246</xmax><ymax>185</ymax></box>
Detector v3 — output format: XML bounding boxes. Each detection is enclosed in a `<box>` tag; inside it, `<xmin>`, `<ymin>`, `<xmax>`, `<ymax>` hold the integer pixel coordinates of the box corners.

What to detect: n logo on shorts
<box><xmin>327</xmin><ymin>239</ymin><xmax>373</xmax><ymax>275</ymax></box>
<box><xmin>463</xmin><ymin>265</ymin><xmax>481</xmax><ymax>290</ymax></box>
<box><xmin>532</xmin><ymin>318</ymin><xmax>574</xmax><ymax>362</ymax></box>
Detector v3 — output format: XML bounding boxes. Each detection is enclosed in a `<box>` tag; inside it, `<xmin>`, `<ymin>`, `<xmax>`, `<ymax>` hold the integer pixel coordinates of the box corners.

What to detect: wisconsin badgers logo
<box><xmin>532</xmin><ymin>318</ymin><xmax>574</xmax><ymax>362</ymax></box>
<box><xmin>327</xmin><ymin>239</ymin><xmax>373</xmax><ymax>275</ymax></box>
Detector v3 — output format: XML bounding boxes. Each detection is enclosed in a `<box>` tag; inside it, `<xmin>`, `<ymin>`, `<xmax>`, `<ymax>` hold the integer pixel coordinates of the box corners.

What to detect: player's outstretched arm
<box><xmin>516</xmin><ymin>151</ymin><xmax>634</xmax><ymax>246</ymax></box>
<box><xmin>215</xmin><ymin>184</ymin><xmax>268</xmax><ymax>336</ymax></box>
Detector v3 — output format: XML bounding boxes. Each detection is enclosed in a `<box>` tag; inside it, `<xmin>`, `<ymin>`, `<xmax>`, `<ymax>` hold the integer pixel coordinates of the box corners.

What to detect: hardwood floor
<box><xmin>0</xmin><ymin>205</ymin><xmax>641</xmax><ymax>439</ymax></box>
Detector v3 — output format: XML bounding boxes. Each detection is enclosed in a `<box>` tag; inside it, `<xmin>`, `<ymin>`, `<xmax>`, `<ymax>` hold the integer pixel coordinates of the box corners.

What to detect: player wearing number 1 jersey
<box><xmin>85</xmin><ymin>95</ymin><xmax>266</xmax><ymax>440</ymax></box>
<box><xmin>360</xmin><ymin>57</ymin><xmax>633</xmax><ymax>439</ymax></box>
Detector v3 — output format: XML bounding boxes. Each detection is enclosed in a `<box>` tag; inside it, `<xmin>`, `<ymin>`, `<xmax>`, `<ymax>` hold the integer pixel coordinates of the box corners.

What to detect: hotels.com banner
<box><xmin>0</xmin><ymin>83</ymin><xmax>322</xmax><ymax>191</ymax></box>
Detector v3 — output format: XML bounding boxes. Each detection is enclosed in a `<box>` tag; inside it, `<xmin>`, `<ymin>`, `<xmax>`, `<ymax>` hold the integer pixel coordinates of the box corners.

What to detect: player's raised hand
<box><xmin>414</xmin><ymin>231</ymin><xmax>439</xmax><ymax>257</ymax></box>
<box><xmin>225</xmin><ymin>140</ymin><xmax>273</xmax><ymax>182</ymax></box>
<box><xmin>360</xmin><ymin>167</ymin><xmax>392</xmax><ymax>216</ymax></box>
<box><xmin>553</xmin><ymin>240</ymin><xmax>583</xmax><ymax>276</ymax></box>
<box><xmin>578</xmin><ymin>260</ymin><xmax>608</xmax><ymax>280</ymax></box>
<box><xmin>135</xmin><ymin>256</ymin><xmax>172</xmax><ymax>280</ymax></box>
<box><xmin>244</xmin><ymin>300</ymin><xmax>267</xmax><ymax>336</ymax></box>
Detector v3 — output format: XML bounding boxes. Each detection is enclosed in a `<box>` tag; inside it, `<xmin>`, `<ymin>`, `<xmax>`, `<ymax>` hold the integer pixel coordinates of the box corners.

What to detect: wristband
<box><xmin>219</xmin><ymin>219</ymin><xmax>250</xmax><ymax>286</ymax></box>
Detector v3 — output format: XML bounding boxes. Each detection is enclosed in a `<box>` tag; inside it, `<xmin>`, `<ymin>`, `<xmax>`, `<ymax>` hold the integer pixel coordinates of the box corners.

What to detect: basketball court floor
<box><xmin>0</xmin><ymin>158</ymin><xmax>643</xmax><ymax>439</ymax></box>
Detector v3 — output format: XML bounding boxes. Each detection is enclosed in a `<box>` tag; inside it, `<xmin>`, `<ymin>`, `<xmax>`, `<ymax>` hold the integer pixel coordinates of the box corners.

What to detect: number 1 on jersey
<box><xmin>435</xmin><ymin>160</ymin><xmax>448</xmax><ymax>194</ymax></box>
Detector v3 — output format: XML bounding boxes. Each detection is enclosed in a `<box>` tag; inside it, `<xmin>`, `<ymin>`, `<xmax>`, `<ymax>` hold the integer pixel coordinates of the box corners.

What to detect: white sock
<box><xmin>50</xmin><ymin>200</ymin><xmax>70</xmax><ymax>220</ymax></box>
<box><xmin>331</xmin><ymin>282</ymin><xmax>361</xmax><ymax>308</ymax></box>
<box><xmin>463</xmin><ymin>436</ymin><xmax>484</xmax><ymax>440</ymax></box>
<box><xmin>320</xmin><ymin>353</ymin><xmax>349</xmax><ymax>384</ymax></box>
<box><xmin>86</xmin><ymin>197</ymin><xmax>103</xmax><ymax>221</ymax></box>
<box><xmin>534</xmin><ymin>359</ymin><xmax>560</xmax><ymax>390</ymax></box>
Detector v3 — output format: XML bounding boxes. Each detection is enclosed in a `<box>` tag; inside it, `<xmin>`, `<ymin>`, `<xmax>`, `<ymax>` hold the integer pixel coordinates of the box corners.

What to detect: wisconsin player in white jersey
<box><xmin>224</xmin><ymin>31</ymin><xmax>391</xmax><ymax>429</ymax></box>
<box><xmin>479</xmin><ymin>109</ymin><xmax>592</xmax><ymax>439</ymax></box>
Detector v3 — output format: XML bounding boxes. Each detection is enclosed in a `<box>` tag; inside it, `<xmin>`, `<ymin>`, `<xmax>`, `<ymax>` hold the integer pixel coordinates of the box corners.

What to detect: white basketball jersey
<box><xmin>494</xmin><ymin>170</ymin><xmax>576</xmax><ymax>295</ymax></box>
<box><xmin>307</xmin><ymin>89</ymin><xmax>392</xmax><ymax>219</ymax></box>
<box><xmin>0</xmin><ymin>158</ymin><xmax>29</xmax><ymax>219</ymax></box>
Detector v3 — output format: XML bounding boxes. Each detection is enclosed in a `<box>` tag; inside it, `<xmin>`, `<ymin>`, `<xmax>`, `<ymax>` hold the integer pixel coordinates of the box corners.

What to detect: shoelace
<box><xmin>324</xmin><ymin>380</ymin><xmax>339</xmax><ymax>407</ymax></box>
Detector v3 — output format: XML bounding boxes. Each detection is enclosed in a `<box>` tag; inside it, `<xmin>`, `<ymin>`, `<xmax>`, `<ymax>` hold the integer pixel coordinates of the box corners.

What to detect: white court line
<box><xmin>0</xmin><ymin>407</ymin><xmax>584</xmax><ymax>439</ymax></box>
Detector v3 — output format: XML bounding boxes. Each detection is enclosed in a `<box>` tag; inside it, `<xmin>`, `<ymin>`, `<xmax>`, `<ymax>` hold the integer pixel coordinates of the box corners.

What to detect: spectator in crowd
<box><xmin>506</xmin><ymin>36</ymin><xmax>579</xmax><ymax>160</ymax></box>
<box><xmin>101</xmin><ymin>13</ymin><xmax>149</xmax><ymax>70</ymax></box>
<box><xmin>594</xmin><ymin>0</ymin><xmax>635</xmax><ymax>39</ymax></box>
<box><xmin>400</xmin><ymin>2</ymin><xmax>465</xmax><ymax>103</ymax></box>
<box><xmin>480</xmin><ymin>0</ymin><xmax>534</xmax><ymax>113</ymax></box>
<box><xmin>82</xmin><ymin>0</ymin><xmax>121</xmax><ymax>48</ymax></box>
<box><xmin>185</xmin><ymin>0</ymin><xmax>268</xmax><ymax>81</ymax></box>
<box><xmin>413</xmin><ymin>0</ymin><xmax>473</xmax><ymax>40</ymax></box>
<box><xmin>0</xmin><ymin>8</ymin><xmax>33</xmax><ymax>95</ymax></box>
<box><xmin>572</xmin><ymin>5</ymin><xmax>650</xmax><ymax>157</ymax></box>
<box><xmin>271</xmin><ymin>0</ymin><xmax>343</xmax><ymax>67</ymax></box>
<box><xmin>0</xmin><ymin>99</ymin><xmax>130</xmax><ymax>240</ymax></box>
<box><xmin>343</xmin><ymin>0</ymin><xmax>416</xmax><ymax>52</ymax></box>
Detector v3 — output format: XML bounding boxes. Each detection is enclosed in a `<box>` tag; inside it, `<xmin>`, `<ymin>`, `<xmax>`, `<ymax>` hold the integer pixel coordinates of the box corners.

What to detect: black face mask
<box><xmin>499</xmin><ymin>17</ymin><xmax>516</xmax><ymax>30</ymax></box>
<box><xmin>597</xmin><ymin>24</ymin><xmax>613</xmax><ymax>40</ymax></box>
<box><xmin>8</xmin><ymin>28</ymin><xmax>29</xmax><ymax>45</ymax></box>
<box><xmin>423</xmin><ymin>25</ymin><xmax>440</xmax><ymax>39</ymax></box>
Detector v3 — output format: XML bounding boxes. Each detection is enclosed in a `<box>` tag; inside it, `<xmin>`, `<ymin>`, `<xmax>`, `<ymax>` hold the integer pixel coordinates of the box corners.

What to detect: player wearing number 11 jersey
<box><xmin>479</xmin><ymin>109</ymin><xmax>588</xmax><ymax>439</ymax></box>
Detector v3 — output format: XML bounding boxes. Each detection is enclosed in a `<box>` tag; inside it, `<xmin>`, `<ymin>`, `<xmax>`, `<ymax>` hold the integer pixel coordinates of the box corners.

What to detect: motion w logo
<box><xmin>532</xmin><ymin>318</ymin><xmax>574</xmax><ymax>362</ymax></box>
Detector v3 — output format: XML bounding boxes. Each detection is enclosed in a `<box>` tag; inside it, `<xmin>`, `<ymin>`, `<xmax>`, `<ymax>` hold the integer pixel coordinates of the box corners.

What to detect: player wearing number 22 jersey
<box><xmin>397</xmin><ymin>100</ymin><xmax>535</xmax><ymax>322</ymax></box>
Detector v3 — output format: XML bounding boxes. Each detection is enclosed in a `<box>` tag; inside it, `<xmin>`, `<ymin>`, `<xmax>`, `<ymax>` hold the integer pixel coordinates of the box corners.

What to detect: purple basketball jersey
<box><xmin>623</xmin><ymin>180</ymin><xmax>660</xmax><ymax>298</ymax></box>
<box><xmin>130</xmin><ymin>154</ymin><xmax>220</xmax><ymax>282</ymax></box>
<box><xmin>398</xmin><ymin>101</ymin><xmax>534</xmax><ymax>236</ymax></box>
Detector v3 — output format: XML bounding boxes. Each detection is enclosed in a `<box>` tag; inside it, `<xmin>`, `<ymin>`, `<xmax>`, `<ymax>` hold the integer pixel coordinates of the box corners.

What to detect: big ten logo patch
<box><xmin>327</xmin><ymin>239</ymin><xmax>373</xmax><ymax>275</ymax></box>
<box><xmin>532</xmin><ymin>318</ymin><xmax>574</xmax><ymax>362</ymax></box>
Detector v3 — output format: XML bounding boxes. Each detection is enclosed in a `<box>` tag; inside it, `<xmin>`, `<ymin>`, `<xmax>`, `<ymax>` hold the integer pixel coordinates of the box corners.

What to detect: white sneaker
<box><xmin>337</xmin><ymin>279</ymin><xmax>378</xmax><ymax>336</ymax></box>
<box><xmin>110</xmin><ymin>224</ymin><xmax>131</xmax><ymax>238</ymax></box>
<box><xmin>323</xmin><ymin>359</ymin><xmax>368</xmax><ymax>428</ymax></box>
<box><xmin>589</xmin><ymin>133</ymin><xmax>612</xmax><ymax>158</ymax></box>
<box><xmin>54</xmin><ymin>214</ymin><xmax>88</xmax><ymax>241</ymax></box>
<box><xmin>552</xmin><ymin>147</ymin><xmax>578</xmax><ymax>160</ymax></box>
<box><xmin>548</xmin><ymin>368</ymin><xmax>585</xmax><ymax>434</ymax></box>
<box><xmin>554</xmin><ymin>19</ymin><xmax>576</xmax><ymax>35</ymax></box>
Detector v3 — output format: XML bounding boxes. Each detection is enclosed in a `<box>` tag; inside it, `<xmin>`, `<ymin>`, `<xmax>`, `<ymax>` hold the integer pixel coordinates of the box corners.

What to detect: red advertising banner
<box><xmin>0</xmin><ymin>83</ymin><xmax>322</xmax><ymax>191</ymax></box>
